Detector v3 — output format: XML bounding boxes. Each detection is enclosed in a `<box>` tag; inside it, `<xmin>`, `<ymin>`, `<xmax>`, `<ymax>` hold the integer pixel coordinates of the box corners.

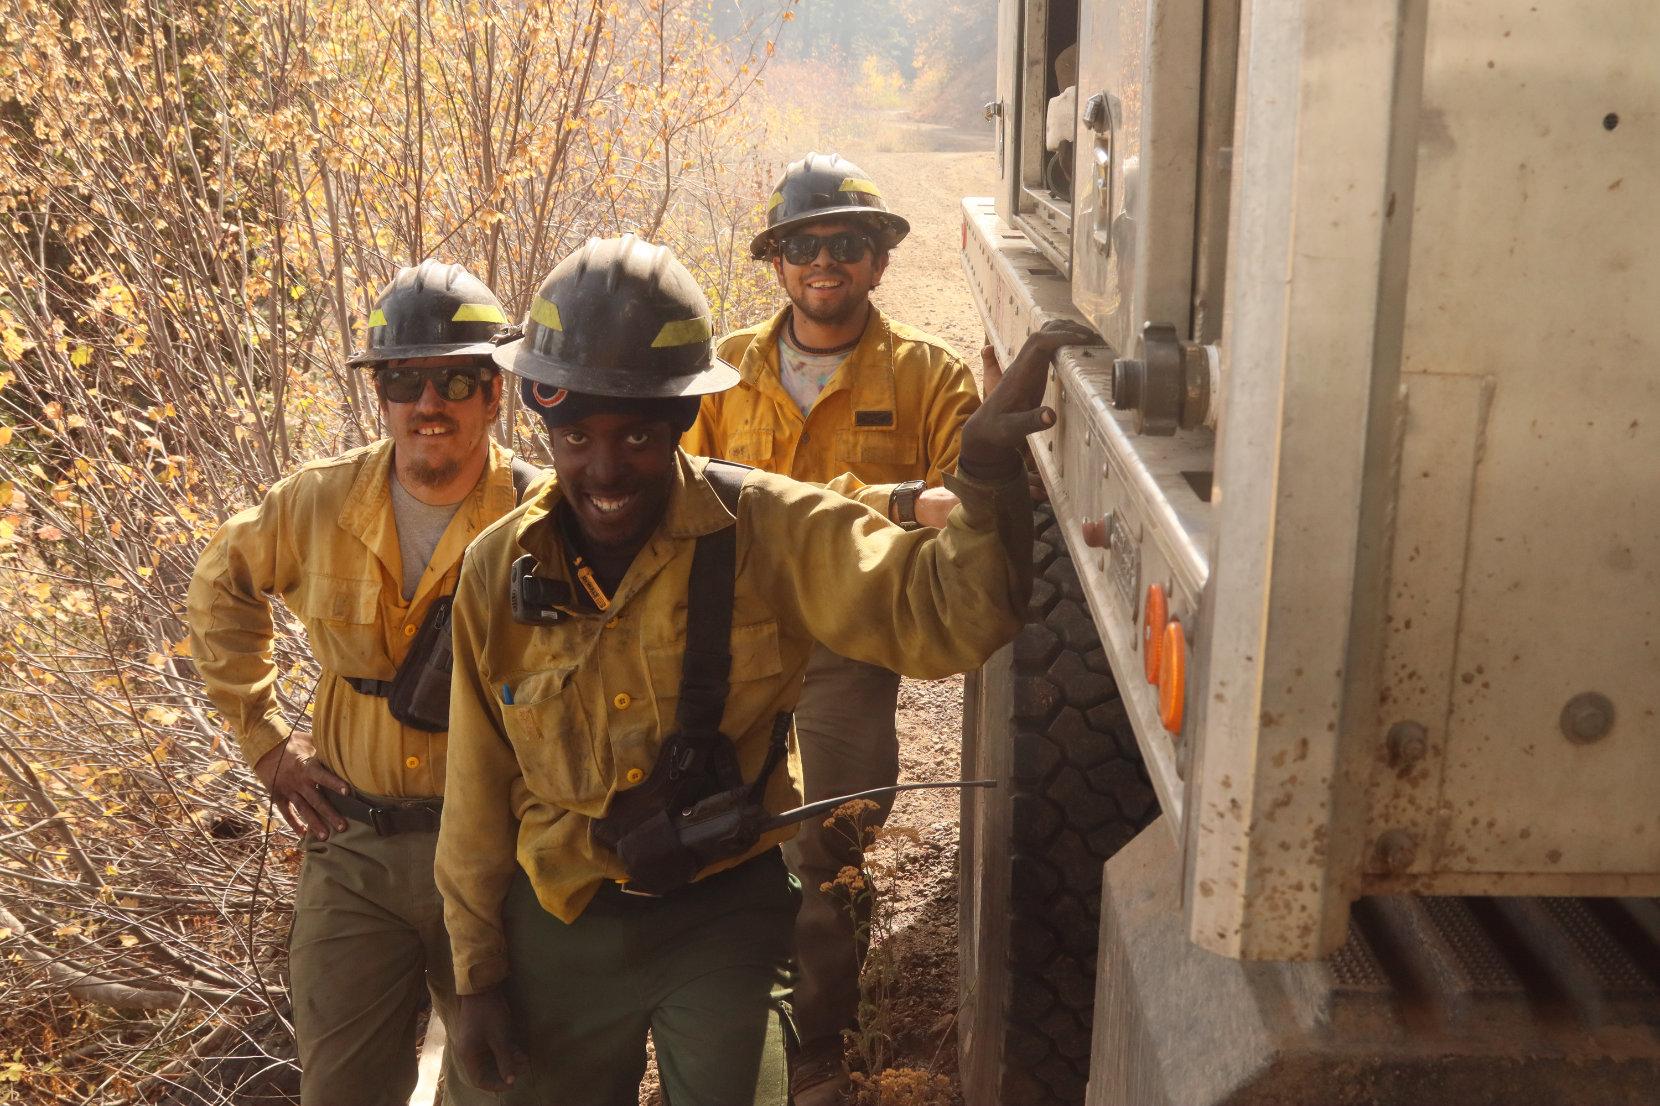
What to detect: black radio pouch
<box><xmin>349</xmin><ymin>457</ymin><xmax>544</xmax><ymax>731</ymax></box>
<box><xmin>588</xmin><ymin>460</ymin><xmax>788</xmax><ymax>894</ymax></box>
<box><xmin>381</xmin><ymin>595</ymin><xmax>456</xmax><ymax>732</ymax></box>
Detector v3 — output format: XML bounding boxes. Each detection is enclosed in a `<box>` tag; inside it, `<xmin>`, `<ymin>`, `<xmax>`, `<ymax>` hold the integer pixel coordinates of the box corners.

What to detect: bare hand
<box><xmin>914</xmin><ymin>486</ymin><xmax>959</xmax><ymax>529</ymax></box>
<box><xmin>960</xmin><ymin>320</ymin><xmax>1101</xmax><ymax>476</ymax></box>
<box><xmin>254</xmin><ymin>733</ymin><xmax>350</xmax><ymax>839</ymax></box>
<box><xmin>980</xmin><ymin>342</ymin><xmax>1004</xmax><ymax>396</ymax></box>
<box><xmin>453</xmin><ymin>986</ymin><xmax>528</xmax><ymax>1092</ymax></box>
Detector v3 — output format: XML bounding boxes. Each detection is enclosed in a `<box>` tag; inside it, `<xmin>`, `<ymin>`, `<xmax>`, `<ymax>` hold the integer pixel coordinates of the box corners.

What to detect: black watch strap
<box><xmin>889</xmin><ymin>479</ymin><xmax>927</xmax><ymax>531</ymax></box>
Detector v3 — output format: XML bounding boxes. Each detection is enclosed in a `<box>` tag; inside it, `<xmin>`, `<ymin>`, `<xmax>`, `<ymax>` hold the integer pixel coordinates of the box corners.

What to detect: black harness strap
<box><xmin>510</xmin><ymin>456</ymin><xmax>542</xmax><ymax>502</ymax></box>
<box><xmin>591</xmin><ymin>460</ymin><xmax>802</xmax><ymax>893</ymax></box>
<box><xmin>662</xmin><ymin>459</ymin><xmax>748</xmax><ymax>792</ymax></box>
<box><xmin>347</xmin><ymin>676</ymin><xmax>395</xmax><ymax>697</ymax></box>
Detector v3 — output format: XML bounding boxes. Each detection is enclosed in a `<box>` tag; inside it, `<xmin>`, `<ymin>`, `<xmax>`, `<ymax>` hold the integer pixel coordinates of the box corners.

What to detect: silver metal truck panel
<box><xmin>1071</xmin><ymin>0</ymin><xmax>1204</xmax><ymax>356</ymax></box>
<box><xmin>968</xmin><ymin>0</ymin><xmax>1660</xmax><ymax>966</ymax></box>
<box><xmin>992</xmin><ymin>0</ymin><xmax>1025</xmax><ymax>221</ymax></box>
<box><xmin>1371</xmin><ymin>0</ymin><xmax>1660</xmax><ymax>888</ymax></box>
<box><xmin>963</xmin><ymin>197</ymin><xmax>1213</xmax><ymax>833</ymax></box>
<box><xmin>1182</xmin><ymin>0</ymin><xmax>1428</xmax><ymax>960</ymax></box>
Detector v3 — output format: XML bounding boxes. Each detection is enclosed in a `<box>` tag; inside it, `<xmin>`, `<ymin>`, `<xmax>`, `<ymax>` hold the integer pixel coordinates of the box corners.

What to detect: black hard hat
<box><xmin>347</xmin><ymin>260</ymin><xmax>511</xmax><ymax>366</ymax></box>
<box><xmin>494</xmin><ymin>235</ymin><xmax>738</xmax><ymax>399</ymax></box>
<box><xmin>749</xmin><ymin>152</ymin><xmax>910</xmax><ymax>260</ymax></box>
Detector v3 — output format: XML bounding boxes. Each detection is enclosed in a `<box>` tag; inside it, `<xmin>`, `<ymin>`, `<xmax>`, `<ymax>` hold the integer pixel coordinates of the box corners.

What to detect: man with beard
<box><xmin>436</xmin><ymin>235</ymin><xmax>1091</xmax><ymax>1104</ymax></box>
<box><xmin>682</xmin><ymin>153</ymin><xmax>983</xmax><ymax>1102</ymax></box>
<box><xmin>188</xmin><ymin>261</ymin><xmax>530</xmax><ymax>1105</ymax></box>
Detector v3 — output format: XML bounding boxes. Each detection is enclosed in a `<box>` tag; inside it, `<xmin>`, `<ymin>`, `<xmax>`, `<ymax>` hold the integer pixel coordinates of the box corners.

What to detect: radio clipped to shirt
<box><xmin>347</xmin><ymin>595</ymin><xmax>456</xmax><ymax>733</ymax></box>
<box><xmin>347</xmin><ymin>457</ymin><xmax>546</xmax><ymax>730</ymax></box>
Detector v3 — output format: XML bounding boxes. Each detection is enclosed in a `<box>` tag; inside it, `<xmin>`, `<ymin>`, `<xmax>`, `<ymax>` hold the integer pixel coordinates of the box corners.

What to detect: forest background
<box><xmin>0</xmin><ymin>0</ymin><xmax>991</xmax><ymax>1101</ymax></box>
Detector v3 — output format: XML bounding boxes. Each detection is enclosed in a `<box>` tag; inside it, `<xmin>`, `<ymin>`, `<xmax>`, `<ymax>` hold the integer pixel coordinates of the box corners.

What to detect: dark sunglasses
<box><xmin>777</xmin><ymin>230</ymin><xmax>874</xmax><ymax>266</ymax></box>
<box><xmin>375</xmin><ymin>365</ymin><xmax>491</xmax><ymax>404</ymax></box>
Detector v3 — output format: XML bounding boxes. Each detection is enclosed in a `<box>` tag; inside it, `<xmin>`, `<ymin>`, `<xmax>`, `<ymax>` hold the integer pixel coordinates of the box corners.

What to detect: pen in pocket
<box><xmin>501</xmin><ymin>683</ymin><xmax>514</xmax><ymax>705</ymax></box>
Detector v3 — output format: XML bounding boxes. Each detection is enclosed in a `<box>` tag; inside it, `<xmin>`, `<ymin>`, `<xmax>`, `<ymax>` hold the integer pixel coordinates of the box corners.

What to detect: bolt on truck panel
<box><xmin>966</xmin><ymin>0</ymin><xmax>1660</xmax><ymax>962</ymax></box>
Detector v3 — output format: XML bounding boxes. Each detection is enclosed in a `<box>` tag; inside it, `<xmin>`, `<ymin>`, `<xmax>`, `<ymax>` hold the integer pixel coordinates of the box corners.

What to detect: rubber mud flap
<box><xmin>959</xmin><ymin>503</ymin><xmax>1160</xmax><ymax>1106</ymax></box>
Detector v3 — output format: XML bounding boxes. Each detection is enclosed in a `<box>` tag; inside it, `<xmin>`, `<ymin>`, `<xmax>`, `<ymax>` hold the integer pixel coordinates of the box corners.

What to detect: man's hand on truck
<box><xmin>959</xmin><ymin>319</ymin><xmax>1102</xmax><ymax>479</ymax></box>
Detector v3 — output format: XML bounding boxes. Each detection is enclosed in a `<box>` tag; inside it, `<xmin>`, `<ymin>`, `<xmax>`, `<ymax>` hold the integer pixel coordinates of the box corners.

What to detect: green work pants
<box><xmin>783</xmin><ymin>643</ymin><xmax>902</xmax><ymax>1047</ymax></box>
<box><xmin>489</xmin><ymin>848</ymin><xmax>799</xmax><ymax>1106</ymax></box>
<box><xmin>289</xmin><ymin>814</ymin><xmax>484</xmax><ymax>1106</ymax></box>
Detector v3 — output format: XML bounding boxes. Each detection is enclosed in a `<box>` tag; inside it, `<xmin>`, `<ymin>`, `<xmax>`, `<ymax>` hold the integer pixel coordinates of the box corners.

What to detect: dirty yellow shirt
<box><xmin>437</xmin><ymin>451</ymin><xmax>1031</xmax><ymax>993</ymax></box>
<box><xmin>683</xmin><ymin>306</ymin><xmax>981</xmax><ymax>516</ymax></box>
<box><xmin>186</xmin><ymin>438</ymin><xmax>523</xmax><ymax>797</ymax></box>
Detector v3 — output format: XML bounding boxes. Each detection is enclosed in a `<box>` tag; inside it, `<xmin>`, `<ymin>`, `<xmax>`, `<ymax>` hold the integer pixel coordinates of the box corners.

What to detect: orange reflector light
<box><xmin>1142</xmin><ymin>583</ymin><xmax>1168</xmax><ymax>684</ymax></box>
<box><xmin>1159</xmin><ymin>620</ymin><xmax>1186</xmax><ymax>734</ymax></box>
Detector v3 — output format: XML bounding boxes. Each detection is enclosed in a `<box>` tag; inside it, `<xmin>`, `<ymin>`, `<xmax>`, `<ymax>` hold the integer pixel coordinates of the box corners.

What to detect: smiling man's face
<box><xmin>376</xmin><ymin>356</ymin><xmax>501</xmax><ymax>494</ymax></box>
<box><xmin>771</xmin><ymin>218</ymin><xmax>889</xmax><ymax>328</ymax></box>
<box><xmin>546</xmin><ymin>410</ymin><xmax>680</xmax><ymax>560</ymax></box>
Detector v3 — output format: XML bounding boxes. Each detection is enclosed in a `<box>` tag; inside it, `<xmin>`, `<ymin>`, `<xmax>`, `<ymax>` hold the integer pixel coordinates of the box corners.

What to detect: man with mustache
<box><xmin>188</xmin><ymin>262</ymin><xmax>529</xmax><ymax>1105</ymax></box>
<box><xmin>682</xmin><ymin>152</ymin><xmax>983</xmax><ymax>1102</ymax></box>
<box><xmin>436</xmin><ymin>234</ymin><xmax>1092</xmax><ymax>1103</ymax></box>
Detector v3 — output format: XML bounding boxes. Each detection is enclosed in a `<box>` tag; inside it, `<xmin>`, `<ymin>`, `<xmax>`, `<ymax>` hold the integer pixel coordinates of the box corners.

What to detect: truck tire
<box><xmin>959</xmin><ymin>503</ymin><xmax>1160</xmax><ymax>1106</ymax></box>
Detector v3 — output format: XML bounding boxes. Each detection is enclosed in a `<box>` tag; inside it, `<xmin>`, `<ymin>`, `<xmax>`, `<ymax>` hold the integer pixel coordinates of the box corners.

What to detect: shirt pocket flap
<box><xmin>725</xmin><ymin>428</ymin><xmax>775</xmax><ymax>465</ymax></box>
<box><xmin>296</xmin><ymin>575</ymin><xmax>380</xmax><ymax>624</ymax></box>
<box><xmin>504</xmin><ymin>665</ymin><xmax>578</xmax><ymax>707</ymax></box>
<box><xmin>497</xmin><ymin>666</ymin><xmax>607</xmax><ymax>810</ymax></box>
<box><xmin>834</xmin><ymin>429</ymin><xmax>920</xmax><ymax>465</ymax></box>
<box><xmin>646</xmin><ymin>619</ymin><xmax>785</xmax><ymax>697</ymax></box>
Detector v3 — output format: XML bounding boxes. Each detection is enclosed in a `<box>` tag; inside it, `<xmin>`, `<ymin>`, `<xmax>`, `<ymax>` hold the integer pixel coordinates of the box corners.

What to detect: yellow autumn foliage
<box><xmin>0</xmin><ymin>0</ymin><xmax>796</xmax><ymax>1099</ymax></box>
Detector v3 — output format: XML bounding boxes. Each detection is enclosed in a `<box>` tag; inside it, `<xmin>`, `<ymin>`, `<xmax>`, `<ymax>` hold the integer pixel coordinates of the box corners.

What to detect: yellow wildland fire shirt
<box><xmin>682</xmin><ymin>306</ymin><xmax>981</xmax><ymax>515</ymax></box>
<box><xmin>186</xmin><ymin>438</ymin><xmax>523</xmax><ymax>797</ymax></box>
<box><xmin>437</xmin><ymin>451</ymin><xmax>1031</xmax><ymax>994</ymax></box>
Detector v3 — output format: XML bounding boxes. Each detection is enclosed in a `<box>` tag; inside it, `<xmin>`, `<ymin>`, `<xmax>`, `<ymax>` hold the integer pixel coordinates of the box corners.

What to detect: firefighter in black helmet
<box><xmin>746</xmin><ymin>151</ymin><xmax>911</xmax><ymax>260</ymax></box>
<box><xmin>437</xmin><ymin>234</ymin><xmax>1089</xmax><ymax>1103</ymax></box>
<box><xmin>686</xmin><ymin>154</ymin><xmax>986</xmax><ymax>1102</ymax></box>
<box><xmin>188</xmin><ymin>260</ymin><xmax>526</xmax><ymax>1105</ymax></box>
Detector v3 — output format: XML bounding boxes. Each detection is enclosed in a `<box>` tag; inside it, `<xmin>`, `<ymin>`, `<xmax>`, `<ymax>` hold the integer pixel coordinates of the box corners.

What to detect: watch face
<box><xmin>892</xmin><ymin>480</ymin><xmax>924</xmax><ymax>528</ymax></box>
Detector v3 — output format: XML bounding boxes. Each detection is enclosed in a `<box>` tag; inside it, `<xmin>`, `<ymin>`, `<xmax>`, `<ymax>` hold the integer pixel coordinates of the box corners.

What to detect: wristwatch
<box><xmin>888</xmin><ymin>480</ymin><xmax>927</xmax><ymax>531</ymax></box>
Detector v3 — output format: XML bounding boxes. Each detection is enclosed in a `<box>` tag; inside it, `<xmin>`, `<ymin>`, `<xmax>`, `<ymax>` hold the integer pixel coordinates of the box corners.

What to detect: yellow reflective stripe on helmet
<box><xmin>838</xmin><ymin>177</ymin><xmax>881</xmax><ymax>197</ymax></box>
<box><xmin>530</xmin><ymin>297</ymin><xmax>562</xmax><ymax>331</ymax></box>
<box><xmin>650</xmin><ymin>316</ymin><xmax>712</xmax><ymax>348</ymax></box>
<box><xmin>452</xmin><ymin>303</ymin><xmax>507</xmax><ymax>324</ymax></box>
<box><xmin>767</xmin><ymin>191</ymin><xmax>785</xmax><ymax>211</ymax></box>
<box><xmin>367</xmin><ymin>308</ymin><xmax>387</xmax><ymax>328</ymax></box>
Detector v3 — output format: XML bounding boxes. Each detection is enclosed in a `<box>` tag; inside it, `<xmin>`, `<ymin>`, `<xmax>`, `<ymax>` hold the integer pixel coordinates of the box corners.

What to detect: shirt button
<box><xmin>606</xmin><ymin>617</ymin><xmax>620</xmax><ymax>629</ymax></box>
<box><xmin>405</xmin><ymin>755</ymin><xmax>421</xmax><ymax>769</ymax></box>
<box><xmin>403</xmin><ymin>623</ymin><xmax>417</xmax><ymax>637</ymax></box>
<box><xmin>625</xmin><ymin>767</ymin><xmax>645</xmax><ymax>785</ymax></box>
<box><xmin>613</xmin><ymin>692</ymin><xmax>632</xmax><ymax>711</ymax></box>
<box><xmin>800</xmin><ymin>432</ymin><xmax>811</xmax><ymax>445</ymax></box>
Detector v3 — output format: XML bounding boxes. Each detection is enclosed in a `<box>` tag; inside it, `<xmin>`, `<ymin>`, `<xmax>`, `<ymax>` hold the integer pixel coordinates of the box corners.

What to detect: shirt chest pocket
<box><xmin>294</xmin><ymin>575</ymin><xmax>386</xmax><ymax>678</ymax></box>
<box><xmin>498</xmin><ymin>666</ymin><xmax>608</xmax><ymax>812</ymax></box>
<box><xmin>833</xmin><ymin>429</ymin><xmax>921</xmax><ymax>471</ymax></box>
<box><xmin>643</xmin><ymin>620</ymin><xmax>785</xmax><ymax>744</ymax></box>
<box><xmin>724</xmin><ymin>428</ymin><xmax>774</xmax><ymax>465</ymax></box>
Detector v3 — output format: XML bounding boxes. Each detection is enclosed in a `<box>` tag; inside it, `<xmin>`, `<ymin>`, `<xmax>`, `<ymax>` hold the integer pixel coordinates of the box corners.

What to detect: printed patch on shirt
<box><xmin>531</xmin><ymin>383</ymin><xmax>569</xmax><ymax>409</ymax></box>
<box><xmin>854</xmin><ymin>409</ymin><xmax>895</xmax><ymax>427</ymax></box>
